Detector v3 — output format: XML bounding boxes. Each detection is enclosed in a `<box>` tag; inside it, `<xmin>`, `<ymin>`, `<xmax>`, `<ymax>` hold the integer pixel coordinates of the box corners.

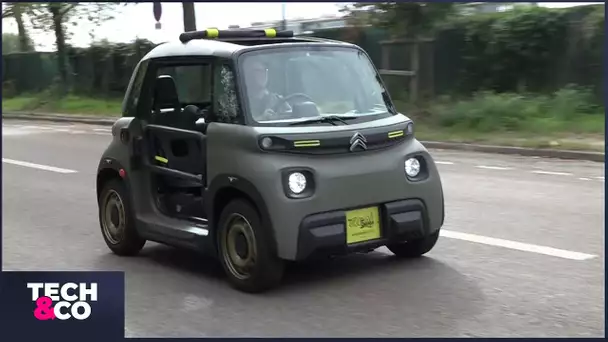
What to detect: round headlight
<box><xmin>260</xmin><ymin>137</ymin><xmax>273</xmax><ymax>149</ymax></box>
<box><xmin>288</xmin><ymin>172</ymin><xmax>307</xmax><ymax>194</ymax></box>
<box><xmin>405</xmin><ymin>158</ymin><xmax>421</xmax><ymax>177</ymax></box>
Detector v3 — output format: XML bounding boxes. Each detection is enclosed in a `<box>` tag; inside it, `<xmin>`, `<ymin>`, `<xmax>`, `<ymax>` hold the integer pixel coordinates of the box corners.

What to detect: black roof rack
<box><xmin>179</xmin><ymin>28</ymin><xmax>294</xmax><ymax>44</ymax></box>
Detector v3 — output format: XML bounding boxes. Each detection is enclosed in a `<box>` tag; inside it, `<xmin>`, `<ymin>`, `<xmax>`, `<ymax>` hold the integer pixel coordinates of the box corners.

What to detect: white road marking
<box><xmin>595</xmin><ymin>176</ymin><xmax>604</xmax><ymax>181</ymax></box>
<box><xmin>68</xmin><ymin>130</ymin><xmax>87</xmax><ymax>134</ymax></box>
<box><xmin>2</xmin><ymin>158</ymin><xmax>78</xmax><ymax>174</ymax></box>
<box><xmin>436</xmin><ymin>161</ymin><xmax>455</xmax><ymax>165</ymax></box>
<box><xmin>531</xmin><ymin>170</ymin><xmax>573</xmax><ymax>176</ymax></box>
<box><xmin>579</xmin><ymin>177</ymin><xmax>592</xmax><ymax>181</ymax></box>
<box><xmin>93</xmin><ymin>128</ymin><xmax>112</xmax><ymax>132</ymax></box>
<box><xmin>20</xmin><ymin>125</ymin><xmax>46</xmax><ymax>129</ymax></box>
<box><xmin>440</xmin><ymin>230</ymin><xmax>596</xmax><ymax>261</ymax></box>
<box><xmin>2</xmin><ymin>128</ymin><xmax>36</xmax><ymax>136</ymax></box>
<box><xmin>476</xmin><ymin>165</ymin><xmax>513</xmax><ymax>170</ymax></box>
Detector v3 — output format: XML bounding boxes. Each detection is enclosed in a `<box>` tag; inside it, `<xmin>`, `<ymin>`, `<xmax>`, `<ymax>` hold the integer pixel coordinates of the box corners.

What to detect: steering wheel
<box><xmin>268</xmin><ymin>93</ymin><xmax>315</xmax><ymax>115</ymax></box>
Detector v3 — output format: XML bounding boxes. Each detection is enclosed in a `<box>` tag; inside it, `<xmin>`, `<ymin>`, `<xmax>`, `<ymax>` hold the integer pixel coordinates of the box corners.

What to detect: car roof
<box><xmin>141</xmin><ymin>30</ymin><xmax>357</xmax><ymax>61</ymax></box>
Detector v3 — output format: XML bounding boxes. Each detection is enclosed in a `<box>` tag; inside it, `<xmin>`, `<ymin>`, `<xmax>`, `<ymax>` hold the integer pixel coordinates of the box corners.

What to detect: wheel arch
<box><xmin>206</xmin><ymin>175</ymin><xmax>276</xmax><ymax>256</ymax></box>
<box><xmin>96</xmin><ymin>159</ymin><xmax>128</xmax><ymax>202</ymax></box>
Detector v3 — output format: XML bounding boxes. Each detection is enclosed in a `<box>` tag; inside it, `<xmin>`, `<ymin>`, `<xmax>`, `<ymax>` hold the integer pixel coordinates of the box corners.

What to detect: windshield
<box><xmin>238</xmin><ymin>46</ymin><xmax>394</xmax><ymax>126</ymax></box>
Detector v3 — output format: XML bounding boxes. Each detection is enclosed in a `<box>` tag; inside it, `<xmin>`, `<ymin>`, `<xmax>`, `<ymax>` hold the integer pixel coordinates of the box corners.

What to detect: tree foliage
<box><xmin>445</xmin><ymin>5</ymin><xmax>604</xmax><ymax>93</ymax></box>
<box><xmin>2</xmin><ymin>2</ymin><xmax>35</xmax><ymax>52</ymax></box>
<box><xmin>341</xmin><ymin>2</ymin><xmax>456</xmax><ymax>38</ymax></box>
<box><xmin>23</xmin><ymin>2</ymin><xmax>122</xmax><ymax>92</ymax></box>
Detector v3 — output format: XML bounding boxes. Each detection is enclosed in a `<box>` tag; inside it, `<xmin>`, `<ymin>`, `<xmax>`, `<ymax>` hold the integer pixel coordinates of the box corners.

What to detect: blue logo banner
<box><xmin>0</xmin><ymin>271</ymin><xmax>125</xmax><ymax>341</ymax></box>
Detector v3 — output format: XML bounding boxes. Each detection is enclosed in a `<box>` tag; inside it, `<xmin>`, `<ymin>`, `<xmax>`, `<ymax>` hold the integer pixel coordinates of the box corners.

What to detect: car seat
<box><xmin>149</xmin><ymin>75</ymin><xmax>205</xmax><ymax>191</ymax></box>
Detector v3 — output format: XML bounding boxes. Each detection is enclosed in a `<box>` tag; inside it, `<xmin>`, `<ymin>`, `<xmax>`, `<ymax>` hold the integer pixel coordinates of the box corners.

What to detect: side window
<box><xmin>213</xmin><ymin>63</ymin><xmax>240</xmax><ymax>124</ymax></box>
<box><xmin>156</xmin><ymin>63</ymin><xmax>212</xmax><ymax>106</ymax></box>
<box><xmin>122</xmin><ymin>60</ymin><xmax>147</xmax><ymax>117</ymax></box>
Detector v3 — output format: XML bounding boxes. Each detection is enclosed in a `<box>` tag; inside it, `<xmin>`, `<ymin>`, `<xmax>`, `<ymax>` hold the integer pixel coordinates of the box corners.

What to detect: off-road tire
<box><xmin>98</xmin><ymin>179</ymin><xmax>146</xmax><ymax>256</ymax></box>
<box><xmin>387</xmin><ymin>230</ymin><xmax>440</xmax><ymax>258</ymax></box>
<box><xmin>217</xmin><ymin>199</ymin><xmax>285</xmax><ymax>293</ymax></box>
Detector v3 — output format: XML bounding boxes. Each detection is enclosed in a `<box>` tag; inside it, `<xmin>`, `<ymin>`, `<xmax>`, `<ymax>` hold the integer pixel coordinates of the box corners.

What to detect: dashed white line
<box><xmin>435</xmin><ymin>161</ymin><xmax>454</xmax><ymax>165</ymax></box>
<box><xmin>93</xmin><ymin>128</ymin><xmax>112</xmax><ymax>132</ymax></box>
<box><xmin>595</xmin><ymin>176</ymin><xmax>604</xmax><ymax>181</ymax></box>
<box><xmin>476</xmin><ymin>165</ymin><xmax>513</xmax><ymax>170</ymax></box>
<box><xmin>2</xmin><ymin>158</ymin><xmax>78</xmax><ymax>174</ymax></box>
<box><xmin>531</xmin><ymin>170</ymin><xmax>574</xmax><ymax>176</ymax></box>
<box><xmin>579</xmin><ymin>177</ymin><xmax>592</xmax><ymax>181</ymax></box>
<box><xmin>440</xmin><ymin>230</ymin><xmax>597</xmax><ymax>261</ymax></box>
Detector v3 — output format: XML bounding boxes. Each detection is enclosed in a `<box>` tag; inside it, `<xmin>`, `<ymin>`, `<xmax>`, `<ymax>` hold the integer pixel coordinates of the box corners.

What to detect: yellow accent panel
<box><xmin>206</xmin><ymin>29</ymin><xmax>219</xmax><ymax>38</ymax></box>
<box><xmin>388</xmin><ymin>130</ymin><xmax>404</xmax><ymax>139</ymax></box>
<box><xmin>155</xmin><ymin>156</ymin><xmax>168</xmax><ymax>164</ymax></box>
<box><xmin>264</xmin><ymin>29</ymin><xmax>277</xmax><ymax>37</ymax></box>
<box><xmin>346</xmin><ymin>207</ymin><xmax>381</xmax><ymax>244</ymax></box>
<box><xmin>293</xmin><ymin>140</ymin><xmax>320</xmax><ymax>147</ymax></box>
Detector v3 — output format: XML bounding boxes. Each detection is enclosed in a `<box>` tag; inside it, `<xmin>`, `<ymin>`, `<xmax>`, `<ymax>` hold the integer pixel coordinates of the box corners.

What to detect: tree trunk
<box><xmin>182</xmin><ymin>2</ymin><xmax>196</xmax><ymax>32</ymax></box>
<box><xmin>12</xmin><ymin>4</ymin><xmax>31</xmax><ymax>52</ymax></box>
<box><xmin>49</xmin><ymin>4</ymin><xmax>68</xmax><ymax>95</ymax></box>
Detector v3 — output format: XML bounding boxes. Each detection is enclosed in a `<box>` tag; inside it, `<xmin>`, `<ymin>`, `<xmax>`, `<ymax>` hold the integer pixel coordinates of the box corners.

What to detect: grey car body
<box><xmin>96</xmin><ymin>30</ymin><xmax>445</xmax><ymax>292</ymax></box>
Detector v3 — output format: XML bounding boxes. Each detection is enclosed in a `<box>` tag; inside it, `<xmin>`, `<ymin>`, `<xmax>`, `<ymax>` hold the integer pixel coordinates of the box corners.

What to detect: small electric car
<box><xmin>96</xmin><ymin>29</ymin><xmax>445</xmax><ymax>293</ymax></box>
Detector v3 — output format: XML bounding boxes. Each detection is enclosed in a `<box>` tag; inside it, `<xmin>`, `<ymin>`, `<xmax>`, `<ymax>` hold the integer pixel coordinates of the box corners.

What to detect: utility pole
<box><xmin>182</xmin><ymin>2</ymin><xmax>197</xmax><ymax>32</ymax></box>
<box><xmin>280</xmin><ymin>2</ymin><xmax>287</xmax><ymax>31</ymax></box>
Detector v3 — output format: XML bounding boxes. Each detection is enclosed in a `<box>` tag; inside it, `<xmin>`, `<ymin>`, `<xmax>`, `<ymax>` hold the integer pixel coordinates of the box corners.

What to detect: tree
<box><xmin>2</xmin><ymin>2</ymin><xmax>35</xmax><ymax>52</ymax></box>
<box><xmin>342</xmin><ymin>2</ymin><xmax>455</xmax><ymax>38</ymax></box>
<box><xmin>27</xmin><ymin>2</ymin><xmax>121</xmax><ymax>94</ymax></box>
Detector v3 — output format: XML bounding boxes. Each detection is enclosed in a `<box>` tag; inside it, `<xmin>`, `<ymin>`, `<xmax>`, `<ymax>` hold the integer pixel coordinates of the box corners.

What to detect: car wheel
<box><xmin>387</xmin><ymin>230</ymin><xmax>440</xmax><ymax>258</ymax></box>
<box><xmin>98</xmin><ymin>178</ymin><xmax>146</xmax><ymax>256</ymax></box>
<box><xmin>217</xmin><ymin>199</ymin><xmax>285</xmax><ymax>293</ymax></box>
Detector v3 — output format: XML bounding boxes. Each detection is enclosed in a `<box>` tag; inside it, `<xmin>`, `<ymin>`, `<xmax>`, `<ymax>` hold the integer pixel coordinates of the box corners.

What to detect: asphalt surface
<box><xmin>2</xmin><ymin>120</ymin><xmax>605</xmax><ymax>338</ymax></box>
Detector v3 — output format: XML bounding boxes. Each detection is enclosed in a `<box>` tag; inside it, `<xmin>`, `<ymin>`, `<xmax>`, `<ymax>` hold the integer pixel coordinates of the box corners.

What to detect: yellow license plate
<box><xmin>345</xmin><ymin>207</ymin><xmax>381</xmax><ymax>244</ymax></box>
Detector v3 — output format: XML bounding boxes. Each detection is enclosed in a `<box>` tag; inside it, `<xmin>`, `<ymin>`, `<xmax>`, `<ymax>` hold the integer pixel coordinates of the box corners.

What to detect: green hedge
<box><xmin>435</xmin><ymin>4</ymin><xmax>604</xmax><ymax>97</ymax></box>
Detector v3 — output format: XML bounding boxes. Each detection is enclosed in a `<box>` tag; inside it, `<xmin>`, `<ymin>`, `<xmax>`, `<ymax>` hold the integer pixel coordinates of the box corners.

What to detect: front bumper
<box><xmin>295</xmin><ymin>198</ymin><xmax>432</xmax><ymax>260</ymax></box>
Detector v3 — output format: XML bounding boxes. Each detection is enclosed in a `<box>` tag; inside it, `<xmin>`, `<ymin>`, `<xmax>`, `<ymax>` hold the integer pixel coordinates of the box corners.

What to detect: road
<box><xmin>2</xmin><ymin>120</ymin><xmax>604</xmax><ymax>338</ymax></box>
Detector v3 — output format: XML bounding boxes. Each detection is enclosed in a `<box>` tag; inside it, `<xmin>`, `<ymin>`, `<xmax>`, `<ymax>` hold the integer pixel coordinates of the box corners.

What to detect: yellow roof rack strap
<box><xmin>264</xmin><ymin>28</ymin><xmax>277</xmax><ymax>38</ymax></box>
<box><xmin>206</xmin><ymin>28</ymin><xmax>219</xmax><ymax>38</ymax></box>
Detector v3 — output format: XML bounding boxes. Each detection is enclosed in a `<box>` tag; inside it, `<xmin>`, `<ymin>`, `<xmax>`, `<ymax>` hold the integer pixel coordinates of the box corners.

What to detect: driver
<box><xmin>244</xmin><ymin>59</ymin><xmax>291</xmax><ymax>121</ymax></box>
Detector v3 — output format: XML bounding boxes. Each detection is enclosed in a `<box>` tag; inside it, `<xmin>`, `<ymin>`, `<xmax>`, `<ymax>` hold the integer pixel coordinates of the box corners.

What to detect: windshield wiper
<box><xmin>288</xmin><ymin>115</ymin><xmax>358</xmax><ymax>126</ymax></box>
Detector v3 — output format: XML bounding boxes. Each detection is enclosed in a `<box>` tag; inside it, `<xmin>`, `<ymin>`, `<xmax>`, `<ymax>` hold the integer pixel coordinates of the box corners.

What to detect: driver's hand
<box><xmin>260</xmin><ymin>108</ymin><xmax>276</xmax><ymax>120</ymax></box>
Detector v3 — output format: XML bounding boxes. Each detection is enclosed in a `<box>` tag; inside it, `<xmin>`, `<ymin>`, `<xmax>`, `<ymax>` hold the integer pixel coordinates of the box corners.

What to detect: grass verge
<box><xmin>2</xmin><ymin>93</ymin><xmax>122</xmax><ymax>116</ymax></box>
<box><xmin>2</xmin><ymin>88</ymin><xmax>605</xmax><ymax>152</ymax></box>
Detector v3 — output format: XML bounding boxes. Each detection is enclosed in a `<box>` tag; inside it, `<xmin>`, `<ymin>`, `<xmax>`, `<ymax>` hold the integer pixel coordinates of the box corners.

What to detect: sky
<box><xmin>1</xmin><ymin>2</ymin><xmax>603</xmax><ymax>51</ymax></box>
